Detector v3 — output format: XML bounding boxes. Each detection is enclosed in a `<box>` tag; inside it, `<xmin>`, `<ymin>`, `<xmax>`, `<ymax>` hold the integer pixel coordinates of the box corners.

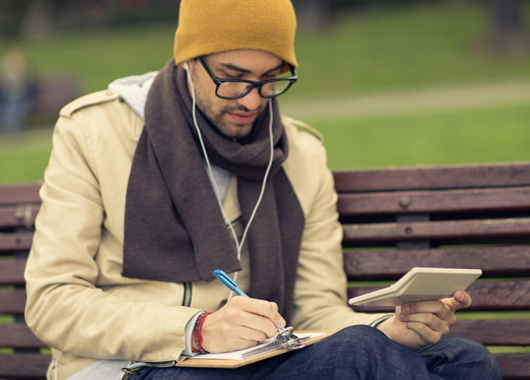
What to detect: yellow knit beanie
<box><xmin>174</xmin><ymin>0</ymin><xmax>298</xmax><ymax>69</ymax></box>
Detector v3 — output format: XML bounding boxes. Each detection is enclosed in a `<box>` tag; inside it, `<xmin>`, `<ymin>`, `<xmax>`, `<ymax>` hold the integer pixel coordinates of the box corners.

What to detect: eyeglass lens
<box><xmin>217</xmin><ymin>80</ymin><xmax>291</xmax><ymax>99</ymax></box>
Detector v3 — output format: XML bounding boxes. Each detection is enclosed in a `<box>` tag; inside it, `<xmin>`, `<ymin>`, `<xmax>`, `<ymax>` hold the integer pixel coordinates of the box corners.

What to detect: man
<box><xmin>24</xmin><ymin>0</ymin><xmax>502</xmax><ymax>379</ymax></box>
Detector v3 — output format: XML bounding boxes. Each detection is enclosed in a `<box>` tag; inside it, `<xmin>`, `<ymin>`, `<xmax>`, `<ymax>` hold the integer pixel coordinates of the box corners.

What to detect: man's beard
<box><xmin>201</xmin><ymin>100</ymin><xmax>266</xmax><ymax>139</ymax></box>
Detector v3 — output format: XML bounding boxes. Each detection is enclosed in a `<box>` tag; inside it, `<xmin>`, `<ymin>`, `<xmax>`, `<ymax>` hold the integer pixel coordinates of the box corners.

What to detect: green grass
<box><xmin>0</xmin><ymin>149</ymin><xmax>50</xmax><ymax>183</ymax></box>
<box><xmin>289</xmin><ymin>2</ymin><xmax>530</xmax><ymax>99</ymax></box>
<box><xmin>0</xmin><ymin>312</ymin><xmax>14</xmax><ymax>354</ymax></box>
<box><xmin>0</xmin><ymin>314</ymin><xmax>14</xmax><ymax>324</ymax></box>
<box><xmin>314</xmin><ymin>103</ymin><xmax>530</xmax><ymax>169</ymax></box>
<box><xmin>1</xmin><ymin>102</ymin><xmax>529</xmax><ymax>182</ymax></box>
<box><xmin>0</xmin><ymin>128</ymin><xmax>52</xmax><ymax>183</ymax></box>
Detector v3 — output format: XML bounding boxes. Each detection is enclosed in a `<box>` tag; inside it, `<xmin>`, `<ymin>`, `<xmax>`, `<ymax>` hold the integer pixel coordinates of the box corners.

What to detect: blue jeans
<box><xmin>134</xmin><ymin>326</ymin><xmax>502</xmax><ymax>380</ymax></box>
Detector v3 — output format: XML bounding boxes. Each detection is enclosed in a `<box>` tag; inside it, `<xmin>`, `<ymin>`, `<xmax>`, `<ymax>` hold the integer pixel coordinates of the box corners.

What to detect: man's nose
<box><xmin>236</xmin><ymin>87</ymin><xmax>262</xmax><ymax>111</ymax></box>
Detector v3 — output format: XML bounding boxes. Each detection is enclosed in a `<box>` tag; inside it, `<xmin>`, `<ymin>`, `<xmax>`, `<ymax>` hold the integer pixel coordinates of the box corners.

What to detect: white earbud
<box><xmin>184</xmin><ymin>61</ymin><xmax>189</xmax><ymax>71</ymax></box>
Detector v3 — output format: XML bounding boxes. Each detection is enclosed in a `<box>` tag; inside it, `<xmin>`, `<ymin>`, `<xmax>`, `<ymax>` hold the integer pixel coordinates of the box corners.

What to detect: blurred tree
<box><xmin>0</xmin><ymin>0</ymin><xmax>32</xmax><ymax>37</ymax></box>
<box><xmin>122</xmin><ymin>0</ymin><xmax>149</xmax><ymax>11</ymax></box>
<box><xmin>20</xmin><ymin>0</ymin><xmax>55</xmax><ymax>38</ymax></box>
<box><xmin>487</xmin><ymin>0</ymin><xmax>530</xmax><ymax>54</ymax></box>
<box><xmin>290</xmin><ymin>0</ymin><xmax>445</xmax><ymax>33</ymax></box>
<box><xmin>291</xmin><ymin>0</ymin><xmax>332</xmax><ymax>33</ymax></box>
<box><xmin>0</xmin><ymin>0</ymin><xmax>182</xmax><ymax>37</ymax></box>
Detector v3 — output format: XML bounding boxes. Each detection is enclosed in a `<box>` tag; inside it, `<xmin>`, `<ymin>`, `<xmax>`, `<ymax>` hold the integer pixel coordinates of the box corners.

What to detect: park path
<box><xmin>281</xmin><ymin>78</ymin><xmax>530</xmax><ymax>123</ymax></box>
<box><xmin>2</xmin><ymin>78</ymin><xmax>530</xmax><ymax>153</ymax></box>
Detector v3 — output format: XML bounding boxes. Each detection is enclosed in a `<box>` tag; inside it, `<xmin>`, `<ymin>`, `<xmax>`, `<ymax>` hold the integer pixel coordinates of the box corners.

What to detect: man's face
<box><xmin>185</xmin><ymin>49</ymin><xmax>284</xmax><ymax>139</ymax></box>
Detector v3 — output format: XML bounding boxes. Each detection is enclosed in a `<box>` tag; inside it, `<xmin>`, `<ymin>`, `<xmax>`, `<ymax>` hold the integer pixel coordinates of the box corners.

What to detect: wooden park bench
<box><xmin>0</xmin><ymin>182</ymin><xmax>47</xmax><ymax>379</ymax></box>
<box><xmin>1</xmin><ymin>161</ymin><xmax>530</xmax><ymax>379</ymax></box>
<box><xmin>337</xmin><ymin>162</ymin><xmax>530</xmax><ymax>380</ymax></box>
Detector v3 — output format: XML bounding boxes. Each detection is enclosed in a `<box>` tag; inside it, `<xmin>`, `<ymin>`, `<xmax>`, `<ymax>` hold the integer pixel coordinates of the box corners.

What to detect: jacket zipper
<box><xmin>182</xmin><ymin>281</ymin><xmax>192</xmax><ymax>307</ymax></box>
<box><xmin>121</xmin><ymin>361</ymin><xmax>177</xmax><ymax>379</ymax></box>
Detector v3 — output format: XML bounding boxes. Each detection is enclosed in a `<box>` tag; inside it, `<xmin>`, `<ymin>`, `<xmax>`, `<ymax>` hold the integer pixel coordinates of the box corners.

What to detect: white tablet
<box><xmin>348</xmin><ymin>267</ymin><xmax>482</xmax><ymax>307</ymax></box>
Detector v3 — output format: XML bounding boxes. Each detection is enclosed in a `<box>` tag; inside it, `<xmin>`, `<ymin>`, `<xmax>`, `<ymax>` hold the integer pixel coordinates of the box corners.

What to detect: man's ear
<box><xmin>177</xmin><ymin>60</ymin><xmax>191</xmax><ymax>70</ymax></box>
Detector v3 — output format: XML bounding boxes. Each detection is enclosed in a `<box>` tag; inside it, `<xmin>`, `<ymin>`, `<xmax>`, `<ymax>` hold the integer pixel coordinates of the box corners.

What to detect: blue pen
<box><xmin>213</xmin><ymin>269</ymin><xmax>249</xmax><ymax>297</ymax></box>
<box><xmin>213</xmin><ymin>269</ymin><xmax>305</xmax><ymax>349</ymax></box>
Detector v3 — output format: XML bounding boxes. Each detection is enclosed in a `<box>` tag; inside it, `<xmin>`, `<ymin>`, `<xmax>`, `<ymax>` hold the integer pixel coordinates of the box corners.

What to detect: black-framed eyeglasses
<box><xmin>198</xmin><ymin>56</ymin><xmax>297</xmax><ymax>100</ymax></box>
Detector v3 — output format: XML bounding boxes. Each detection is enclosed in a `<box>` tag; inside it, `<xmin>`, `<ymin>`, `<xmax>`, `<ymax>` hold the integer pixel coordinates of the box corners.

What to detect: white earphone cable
<box><xmin>184</xmin><ymin>63</ymin><xmax>275</xmax><ymax>300</ymax></box>
<box><xmin>185</xmin><ymin>63</ymin><xmax>239</xmax><ymax>250</ymax></box>
<box><xmin>54</xmin><ymin>351</ymin><xmax>62</xmax><ymax>380</ymax></box>
<box><xmin>239</xmin><ymin>99</ymin><xmax>274</xmax><ymax>252</ymax></box>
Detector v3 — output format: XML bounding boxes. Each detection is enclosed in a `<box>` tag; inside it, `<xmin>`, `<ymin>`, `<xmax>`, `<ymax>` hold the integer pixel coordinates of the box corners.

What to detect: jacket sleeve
<box><xmin>24</xmin><ymin>112</ymin><xmax>200</xmax><ymax>363</ymax></box>
<box><xmin>287</xmin><ymin>126</ymin><xmax>390</xmax><ymax>330</ymax></box>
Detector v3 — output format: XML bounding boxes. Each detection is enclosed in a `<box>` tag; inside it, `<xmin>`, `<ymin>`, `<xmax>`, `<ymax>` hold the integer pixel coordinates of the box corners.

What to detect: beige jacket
<box><xmin>24</xmin><ymin>90</ymin><xmax>388</xmax><ymax>380</ymax></box>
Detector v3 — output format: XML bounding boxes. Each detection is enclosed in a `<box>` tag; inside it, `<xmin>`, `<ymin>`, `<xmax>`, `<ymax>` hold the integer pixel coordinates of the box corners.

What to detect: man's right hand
<box><xmin>200</xmin><ymin>296</ymin><xmax>286</xmax><ymax>353</ymax></box>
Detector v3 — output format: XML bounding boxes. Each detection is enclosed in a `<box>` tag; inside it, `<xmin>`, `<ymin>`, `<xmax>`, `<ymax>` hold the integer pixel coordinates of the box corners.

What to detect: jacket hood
<box><xmin>108</xmin><ymin>71</ymin><xmax>158</xmax><ymax>120</ymax></box>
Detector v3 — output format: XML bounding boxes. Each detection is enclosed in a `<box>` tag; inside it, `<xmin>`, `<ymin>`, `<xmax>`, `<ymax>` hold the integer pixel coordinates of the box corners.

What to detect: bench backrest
<box><xmin>1</xmin><ymin>162</ymin><xmax>530</xmax><ymax>379</ymax></box>
<box><xmin>0</xmin><ymin>183</ymin><xmax>49</xmax><ymax>379</ymax></box>
<box><xmin>335</xmin><ymin>162</ymin><xmax>530</xmax><ymax>380</ymax></box>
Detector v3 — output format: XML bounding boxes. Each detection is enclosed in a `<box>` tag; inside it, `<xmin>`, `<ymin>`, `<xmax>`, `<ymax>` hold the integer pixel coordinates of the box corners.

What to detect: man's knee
<box><xmin>323</xmin><ymin>324</ymin><xmax>401</xmax><ymax>362</ymax></box>
<box><xmin>331</xmin><ymin>325</ymin><xmax>389</xmax><ymax>349</ymax></box>
<box><xmin>422</xmin><ymin>337</ymin><xmax>503</xmax><ymax>380</ymax></box>
<box><xmin>453</xmin><ymin>338</ymin><xmax>502</xmax><ymax>378</ymax></box>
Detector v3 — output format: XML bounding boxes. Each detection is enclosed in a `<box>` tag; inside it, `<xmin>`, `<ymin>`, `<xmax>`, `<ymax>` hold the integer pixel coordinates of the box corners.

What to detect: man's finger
<box><xmin>230</xmin><ymin>297</ymin><xmax>284</xmax><ymax>337</ymax></box>
<box><xmin>443</xmin><ymin>290</ymin><xmax>472</xmax><ymax>311</ymax></box>
<box><xmin>402</xmin><ymin>321</ymin><xmax>441</xmax><ymax>346</ymax></box>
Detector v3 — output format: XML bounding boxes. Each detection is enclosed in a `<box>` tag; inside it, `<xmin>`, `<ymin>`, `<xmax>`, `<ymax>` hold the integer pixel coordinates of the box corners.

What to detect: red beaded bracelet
<box><xmin>194</xmin><ymin>311</ymin><xmax>213</xmax><ymax>353</ymax></box>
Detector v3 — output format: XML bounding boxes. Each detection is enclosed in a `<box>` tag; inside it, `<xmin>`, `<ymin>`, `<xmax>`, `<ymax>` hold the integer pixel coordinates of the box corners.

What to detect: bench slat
<box><xmin>342</xmin><ymin>217</ymin><xmax>530</xmax><ymax>242</ymax></box>
<box><xmin>0</xmin><ymin>184</ymin><xmax>41</xmax><ymax>205</ymax></box>
<box><xmin>348</xmin><ymin>280</ymin><xmax>530</xmax><ymax>312</ymax></box>
<box><xmin>343</xmin><ymin>245</ymin><xmax>530</xmax><ymax>280</ymax></box>
<box><xmin>1</xmin><ymin>353</ymin><xmax>522</xmax><ymax>380</ymax></box>
<box><xmin>337</xmin><ymin>187</ymin><xmax>530</xmax><ymax>216</ymax></box>
<box><xmin>0</xmin><ymin>353</ymin><xmax>50</xmax><ymax>378</ymax></box>
<box><xmin>0</xmin><ymin>233</ymin><xmax>34</xmax><ymax>252</ymax></box>
<box><xmin>0</xmin><ymin>289</ymin><xmax>27</xmax><ymax>315</ymax></box>
<box><xmin>466</xmin><ymin>280</ymin><xmax>530</xmax><ymax>311</ymax></box>
<box><xmin>492</xmin><ymin>353</ymin><xmax>530</xmax><ymax>380</ymax></box>
<box><xmin>0</xmin><ymin>258</ymin><xmax>27</xmax><ymax>285</ymax></box>
<box><xmin>445</xmin><ymin>320</ymin><xmax>530</xmax><ymax>346</ymax></box>
<box><xmin>0</xmin><ymin>323</ymin><xmax>46</xmax><ymax>348</ymax></box>
<box><xmin>0</xmin><ymin>205</ymin><xmax>40</xmax><ymax>228</ymax></box>
<box><xmin>333</xmin><ymin>163</ymin><xmax>530</xmax><ymax>193</ymax></box>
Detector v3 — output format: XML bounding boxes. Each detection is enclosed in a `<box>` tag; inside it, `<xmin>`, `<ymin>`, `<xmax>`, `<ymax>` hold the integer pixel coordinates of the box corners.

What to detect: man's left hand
<box><xmin>376</xmin><ymin>290</ymin><xmax>472</xmax><ymax>350</ymax></box>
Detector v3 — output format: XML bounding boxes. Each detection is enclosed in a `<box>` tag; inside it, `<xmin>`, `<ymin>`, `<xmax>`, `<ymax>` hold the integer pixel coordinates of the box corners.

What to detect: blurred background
<box><xmin>0</xmin><ymin>0</ymin><xmax>529</xmax><ymax>182</ymax></box>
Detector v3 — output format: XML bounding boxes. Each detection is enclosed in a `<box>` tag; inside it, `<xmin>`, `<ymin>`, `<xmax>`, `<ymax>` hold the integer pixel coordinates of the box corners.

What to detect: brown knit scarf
<box><xmin>122</xmin><ymin>58</ymin><xmax>305</xmax><ymax>322</ymax></box>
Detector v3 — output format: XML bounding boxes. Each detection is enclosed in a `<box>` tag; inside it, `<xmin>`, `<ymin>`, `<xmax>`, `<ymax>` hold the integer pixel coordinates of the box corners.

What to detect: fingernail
<box><xmin>402</xmin><ymin>304</ymin><xmax>410</xmax><ymax>314</ymax></box>
<box><xmin>278</xmin><ymin>317</ymin><xmax>286</xmax><ymax>327</ymax></box>
<box><xmin>398</xmin><ymin>312</ymin><xmax>404</xmax><ymax>321</ymax></box>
